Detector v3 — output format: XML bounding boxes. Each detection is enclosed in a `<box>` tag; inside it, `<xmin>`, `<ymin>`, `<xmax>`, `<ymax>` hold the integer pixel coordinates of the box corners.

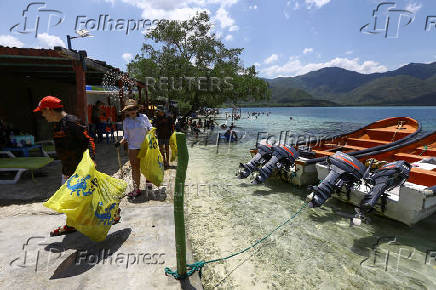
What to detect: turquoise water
<box><xmin>185</xmin><ymin>107</ymin><xmax>436</xmax><ymax>289</ymax></box>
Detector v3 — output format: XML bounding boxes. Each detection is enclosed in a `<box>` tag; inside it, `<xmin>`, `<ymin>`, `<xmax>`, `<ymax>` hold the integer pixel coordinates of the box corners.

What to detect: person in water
<box><xmin>224</xmin><ymin>125</ymin><xmax>238</xmax><ymax>141</ymax></box>
<box><xmin>120</xmin><ymin>99</ymin><xmax>152</xmax><ymax>197</ymax></box>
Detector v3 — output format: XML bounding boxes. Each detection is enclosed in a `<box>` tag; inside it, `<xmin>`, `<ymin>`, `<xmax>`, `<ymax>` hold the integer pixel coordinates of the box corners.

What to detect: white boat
<box><xmin>316</xmin><ymin>131</ymin><xmax>436</xmax><ymax>226</ymax></box>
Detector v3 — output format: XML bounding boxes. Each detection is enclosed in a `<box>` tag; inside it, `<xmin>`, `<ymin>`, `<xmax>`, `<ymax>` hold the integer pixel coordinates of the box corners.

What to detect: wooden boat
<box><xmin>250</xmin><ymin>117</ymin><xmax>421</xmax><ymax>185</ymax></box>
<box><xmin>316</xmin><ymin>131</ymin><xmax>436</xmax><ymax>225</ymax></box>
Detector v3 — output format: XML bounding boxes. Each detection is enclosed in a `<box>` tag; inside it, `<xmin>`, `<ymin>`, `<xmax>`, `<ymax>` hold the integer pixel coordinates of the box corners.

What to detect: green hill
<box><xmin>263</xmin><ymin>62</ymin><xmax>436</xmax><ymax>106</ymax></box>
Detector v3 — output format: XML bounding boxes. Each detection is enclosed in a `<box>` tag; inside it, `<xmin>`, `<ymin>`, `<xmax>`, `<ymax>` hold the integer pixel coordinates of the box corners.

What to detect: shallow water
<box><xmin>185</xmin><ymin>107</ymin><xmax>436</xmax><ymax>289</ymax></box>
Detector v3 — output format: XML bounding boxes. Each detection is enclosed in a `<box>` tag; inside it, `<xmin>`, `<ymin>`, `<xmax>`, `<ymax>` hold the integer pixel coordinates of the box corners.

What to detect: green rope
<box><xmin>164</xmin><ymin>202</ymin><xmax>308</xmax><ymax>280</ymax></box>
<box><xmin>420</xmin><ymin>145</ymin><xmax>429</xmax><ymax>156</ymax></box>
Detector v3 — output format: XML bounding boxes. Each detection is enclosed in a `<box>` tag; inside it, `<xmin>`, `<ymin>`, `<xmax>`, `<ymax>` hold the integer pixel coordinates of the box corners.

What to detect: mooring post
<box><xmin>174</xmin><ymin>132</ymin><xmax>189</xmax><ymax>277</ymax></box>
<box><xmin>216</xmin><ymin>133</ymin><xmax>220</xmax><ymax>153</ymax></box>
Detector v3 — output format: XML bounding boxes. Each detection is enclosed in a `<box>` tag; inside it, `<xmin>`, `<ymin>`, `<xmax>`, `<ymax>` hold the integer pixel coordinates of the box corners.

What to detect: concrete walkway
<box><xmin>0</xmin><ymin>143</ymin><xmax>202</xmax><ymax>289</ymax></box>
<box><xmin>0</xmin><ymin>205</ymin><xmax>202</xmax><ymax>289</ymax></box>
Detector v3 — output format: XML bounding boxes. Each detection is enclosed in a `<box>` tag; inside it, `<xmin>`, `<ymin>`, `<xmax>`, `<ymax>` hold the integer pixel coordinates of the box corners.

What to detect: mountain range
<box><xmin>262</xmin><ymin>62</ymin><xmax>436</xmax><ymax>106</ymax></box>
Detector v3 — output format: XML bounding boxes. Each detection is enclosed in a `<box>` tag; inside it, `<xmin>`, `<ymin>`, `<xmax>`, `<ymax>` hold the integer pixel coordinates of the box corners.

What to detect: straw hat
<box><xmin>121</xmin><ymin>99</ymin><xmax>139</xmax><ymax>112</ymax></box>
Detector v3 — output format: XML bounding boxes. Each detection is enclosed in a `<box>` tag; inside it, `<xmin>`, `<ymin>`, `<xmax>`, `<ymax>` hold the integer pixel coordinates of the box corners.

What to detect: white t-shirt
<box><xmin>123</xmin><ymin>114</ymin><xmax>152</xmax><ymax>149</ymax></box>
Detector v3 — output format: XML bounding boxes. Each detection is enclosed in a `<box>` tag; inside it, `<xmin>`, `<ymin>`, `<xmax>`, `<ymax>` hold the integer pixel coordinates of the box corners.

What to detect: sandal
<box><xmin>127</xmin><ymin>189</ymin><xmax>141</xmax><ymax>198</ymax></box>
<box><xmin>112</xmin><ymin>208</ymin><xmax>121</xmax><ymax>225</ymax></box>
<box><xmin>50</xmin><ymin>225</ymin><xmax>77</xmax><ymax>236</ymax></box>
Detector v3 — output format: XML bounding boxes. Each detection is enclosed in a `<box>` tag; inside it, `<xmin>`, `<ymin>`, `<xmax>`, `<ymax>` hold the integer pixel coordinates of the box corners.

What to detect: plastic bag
<box><xmin>169</xmin><ymin>132</ymin><xmax>177</xmax><ymax>162</ymax></box>
<box><xmin>138</xmin><ymin>128</ymin><xmax>164</xmax><ymax>186</ymax></box>
<box><xmin>43</xmin><ymin>150</ymin><xmax>127</xmax><ymax>242</ymax></box>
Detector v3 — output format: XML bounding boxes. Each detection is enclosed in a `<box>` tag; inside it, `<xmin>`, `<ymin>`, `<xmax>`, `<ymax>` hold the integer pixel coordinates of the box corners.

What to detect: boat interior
<box><xmin>360</xmin><ymin>132</ymin><xmax>436</xmax><ymax>187</ymax></box>
<box><xmin>303</xmin><ymin>117</ymin><xmax>420</xmax><ymax>159</ymax></box>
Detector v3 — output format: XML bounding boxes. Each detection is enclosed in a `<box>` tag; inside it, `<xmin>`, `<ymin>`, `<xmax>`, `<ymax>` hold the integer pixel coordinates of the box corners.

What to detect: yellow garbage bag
<box><xmin>169</xmin><ymin>132</ymin><xmax>177</xmax><ymax>162</ymax></box>
<box><xmin>44</xmin><ymin>150</ymin><xmax>127</xmax><ymax>242</ymax></box>
<box><xmin>138</xmin><ymin>128</ymin><xmax>164</xmax><ymax>186</ymax></box>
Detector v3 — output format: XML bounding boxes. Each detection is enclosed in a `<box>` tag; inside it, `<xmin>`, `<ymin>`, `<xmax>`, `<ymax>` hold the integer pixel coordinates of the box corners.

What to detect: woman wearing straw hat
<box><xmin>119</xmin><ymin>99</ymin><xmax>152</xmax><ymax>197</ymax></box>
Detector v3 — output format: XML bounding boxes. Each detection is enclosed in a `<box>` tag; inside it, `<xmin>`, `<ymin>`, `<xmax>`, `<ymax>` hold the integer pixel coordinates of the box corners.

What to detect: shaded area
<box><xmin>47</xmin><ymin>228</ymin><xmax>132</xmax><ymax>279</ymax></box>
<box><xmin>0</xmin><ymin>143</ymin><xmax>129</xmax><ymax>206</ymax></box>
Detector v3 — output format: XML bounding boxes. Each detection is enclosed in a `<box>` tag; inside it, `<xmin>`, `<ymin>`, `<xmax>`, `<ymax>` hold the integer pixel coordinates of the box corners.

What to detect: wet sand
<box><xmin>184</xmin><ymin>141</ymin><xmax>436</xmax><ymax>290</ymax></box>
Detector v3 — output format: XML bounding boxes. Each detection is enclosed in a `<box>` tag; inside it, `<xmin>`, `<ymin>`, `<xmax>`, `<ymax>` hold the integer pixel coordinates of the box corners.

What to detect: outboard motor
<box><xmin>355</xmin><ymin>161</ymin><xmax>410</xmax><ymax>222</ymax></box>
<box><xmin>238</xmin><ymin>145</ymin><xmax>273</xmax><ymax>179</ymax></box>
<box><xmin>252</xmin><ymin>145</ymin><xmax>299</xmax><ymax>184</ymax></box>
<box><xmin>307</xmin><ymin>152</ymin><xmax>366</xmax><ymax>208</ymax></box>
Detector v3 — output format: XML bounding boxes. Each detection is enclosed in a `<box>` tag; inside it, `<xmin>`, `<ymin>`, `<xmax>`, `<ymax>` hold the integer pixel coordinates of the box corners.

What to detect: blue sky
<box><xmin>0</xmin><ymin>0</ymin><xmax>435</xmax><ymax>79</ymax></box>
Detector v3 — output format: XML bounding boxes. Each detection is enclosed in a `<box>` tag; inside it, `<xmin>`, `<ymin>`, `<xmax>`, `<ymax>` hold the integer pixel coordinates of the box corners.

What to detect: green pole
<box><xmin>174</xmin><ymin>132</ymin><xmax>189</xmax><ymax>277</ymax></box>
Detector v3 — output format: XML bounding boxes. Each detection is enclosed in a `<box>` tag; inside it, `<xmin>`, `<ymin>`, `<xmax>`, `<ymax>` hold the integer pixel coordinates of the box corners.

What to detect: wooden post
<box><xmin>118</xmin><ymin>79</ymin><xmax>124</xmax><ymax>108</ymax></box>
<box><xmin>174</xmin><ymin>132</ymin><xmax>189</xmax><ymax>277</ymax></box>
<box><xmin>138</xmin><ymin>86</ymin><xmax>142</xmax><ymax>105</ymax></box>
<box><xmin>145</xmin><ymin>85</ymin><xmax>150</xmax><ymax>114</ymax></box>
<box><xmin>73</xmin><ymin>60</ymin><xmax>87</xmax><ymax>124</ymax></box>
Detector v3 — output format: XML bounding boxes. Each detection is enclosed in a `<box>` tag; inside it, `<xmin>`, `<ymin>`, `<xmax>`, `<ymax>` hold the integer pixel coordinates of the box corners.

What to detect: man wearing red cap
<box><xmin>34</xmin><ymin>96</ymin><xmax>97</xmax><ymax>236</ymax></box>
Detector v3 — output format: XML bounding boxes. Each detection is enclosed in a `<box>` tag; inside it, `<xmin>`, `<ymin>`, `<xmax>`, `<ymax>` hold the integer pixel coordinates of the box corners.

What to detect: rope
<box><xmin>164</xmin><ymin>202</ymin><xmax>309</xmax><ymax>280</ymax></box>
<box><xmin>419</xmin><ymin>145</ymin><xmax>429</xmax><ymax>156</ymax></box>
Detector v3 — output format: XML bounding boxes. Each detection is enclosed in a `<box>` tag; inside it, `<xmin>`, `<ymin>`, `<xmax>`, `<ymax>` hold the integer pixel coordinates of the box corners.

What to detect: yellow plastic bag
<box><xmin>138</xmin><ymin>128</ymin><xmax>164</xmax><ymax>186</ymax></box>
<box><xmin>44</xmin><ymin>150</ymin><xmax>127</xmax><ymax>242</ymax></box>
<box><xmin>169</xmin><ymin>132</ymin><xmax>177</xmax><ymax>162</ymax></box>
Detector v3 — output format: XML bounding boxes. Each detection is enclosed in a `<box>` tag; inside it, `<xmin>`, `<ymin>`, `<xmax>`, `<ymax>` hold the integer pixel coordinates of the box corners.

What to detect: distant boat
<box><xmin>316</xmin><ymin>130</ymin><xmax>436</xmax><ymax>226</ymax></box>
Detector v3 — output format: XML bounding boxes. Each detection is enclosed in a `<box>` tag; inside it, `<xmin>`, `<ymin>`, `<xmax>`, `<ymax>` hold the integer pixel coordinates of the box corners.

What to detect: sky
<box><xmin>0</xmin><ymin>0</ymin><xmax>435</xmax><ymax>79</ymax></box>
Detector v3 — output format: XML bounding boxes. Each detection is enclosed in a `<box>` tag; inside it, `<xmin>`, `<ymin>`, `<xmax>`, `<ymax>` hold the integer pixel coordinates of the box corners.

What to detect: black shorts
<box><xmin>158</xmin><ymin>138</ymin><xmax>169</xmax><ymax>146</ymax></box>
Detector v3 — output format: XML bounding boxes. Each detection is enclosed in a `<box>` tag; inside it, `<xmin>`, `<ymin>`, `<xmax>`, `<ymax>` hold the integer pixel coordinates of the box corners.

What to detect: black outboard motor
<box><xmin>307</xmin><ymin>152</ymin><xmax>366</xmax><ymax>208</ymax></box>
<box><xmin>359</xmin><ymin>161</ymin><xmax>411</xmax><ymax>214</ymax></box>
<box><xmin>252</xmin><ymin>145</ymin><xmax>299</xmax><ymax>184</ymax></box>
<box><xmin>238</xmin><ymin>145</ymin><xmax>273</xmax><ymax>179</ymax></box>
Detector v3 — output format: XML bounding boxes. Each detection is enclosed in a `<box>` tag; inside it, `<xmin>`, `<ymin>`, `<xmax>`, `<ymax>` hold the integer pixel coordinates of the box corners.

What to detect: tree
<box><xmin>127</xmin><ymin>12</ymin><xmax>269</xmax><ymax>113</ymax></box>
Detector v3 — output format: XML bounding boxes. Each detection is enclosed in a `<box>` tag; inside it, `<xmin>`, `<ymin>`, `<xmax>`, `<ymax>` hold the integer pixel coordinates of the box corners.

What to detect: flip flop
<box><xmin>112</xmin><ymin>208</ymin><xmax>121</xmax><ymax>225</ymax></box>
<box><xmin>50</xmin><ymin>225</ymin><xmax>77</xmax><ymax>236</ymax></box>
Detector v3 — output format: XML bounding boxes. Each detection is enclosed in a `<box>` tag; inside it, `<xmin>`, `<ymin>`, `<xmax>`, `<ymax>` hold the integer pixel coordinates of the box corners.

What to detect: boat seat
<box><xmin>394</xmin><ymin>153</ymin><xmax>431</xmax><ymax>163</ymax></box>
<box><xmin>313</xmin><ymin>150</ymin><xmax>335</xmax><ymax>157</ymax></box>
<box><xmin>409</xmin><ymin>167</ymin><xmax>436</xmax><ymax>187</ymax></box>
<box><xmin>415</xmin><ymin>147</ymin><xmax>436</xmax><ymax>156</ymax></box>
<box><xmin>347</xmin><ymin>138</ymin><xmax>390</xmax><ymax>146</ymax></box>
<box><xmin>338</xmin><ymin>145</ymin><xmax>366</xmax><ymax>151</ymax></box>
<box><xmin>365</xmin><ymin>128</ymin><xmax>411</xmax><ymax>140</ymax></box>
<box><xmin>366</xmin><ymin>126</ymin><xmax>415</xmax><ymax>133</ymax></box>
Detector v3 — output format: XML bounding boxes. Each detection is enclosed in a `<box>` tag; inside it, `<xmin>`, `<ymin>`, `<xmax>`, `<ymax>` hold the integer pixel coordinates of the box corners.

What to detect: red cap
<box><xmin>33</xmin><ymin>96</ymin><xmax>64</xmax><ymax>112</ymax></box>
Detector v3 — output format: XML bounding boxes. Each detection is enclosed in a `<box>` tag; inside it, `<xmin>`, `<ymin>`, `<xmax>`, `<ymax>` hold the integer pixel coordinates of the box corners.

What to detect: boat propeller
<box><xmin>307</xmin><ymin>154</ymin><xmax>411</xmax><ymax>226</ymax></box>
<box><xmin>237</xmin><ymin>144</ymin><xmax>299</xmax><ymax>184</ymax></box>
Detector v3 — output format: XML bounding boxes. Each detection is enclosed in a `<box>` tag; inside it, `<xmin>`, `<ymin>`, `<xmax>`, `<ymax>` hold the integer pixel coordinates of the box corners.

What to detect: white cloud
<box><xmin>122</xmin><ymin>53</ymin><xmax>133</xmax><ymax>62</ymax></box>
<box><xmin>345</xmin><ymin>50</ymin><xmax>353</xmax><ymax>55</ymax></box>
<box><xmin>288</xmin><ymin>0</ymin><xmax>330</xmax><ymax>10</ymax></box>
<box><xmin>0</xmin><ymin>35</ymin><xmax>24</xmax><ymax>48</ymax></box>
<box><xmin>229</xmin><ymin>25</ymin><xmax>239</xmax><ymax>31</ymax></box>
<box><xmin>294</xmin><ymin>1</ymin><xmax>300</xmax><ymax>9</ymax></box>
<box><xmin>303</xmin><ymin>48</ymin><xmax>313</xmax><ymax>54</ymax></box>
<box><xmin>305</xmin><ymin>0</ymin><xmax>331</xmax><ymax>9</ymax></box>
<box><xmin>261</xmin><ymin>57</ymin><xmax>388</xmax><ymax>78</ymax></box>
<box><xmin>284</xmin><ymin>11</ymin><xmax>290</xmax><ymax>19</ymax></box>
<box><xmin>215</xmin><ymin>7</ymin><xmax>237</xmax><ymax>30</ymax></box>
<box><xmin>37</xmin><ymin>33</ymin><xmax>65</xmax><ymax>48</ymax></box>
<box><xmin>264</xmin><ymin>54</ymin><xmax>279</xmax><ymax>64</ymax></box>
<box><xmin>224</xmin><ymin>34</ymin><xmax>233</xmax><ymax>41</ymax></box>
<box><xmin>120</xmin><ymin>0</ymin><xmax>210</xmax><ymax>21</ymax></box>
<box><xmin>254</xmin><ymin>62</ymin><xmax>261</xmax><ymax>66</ymax></box>
<box><xmin>248</xmin><ymin>4</ymin><xmax>257</xmax><ymax>10</ymax></box>
<box><xmin>405</xmin><ymin>2</ymin><xmax>422</xmax><ymax>13</ymax></box>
